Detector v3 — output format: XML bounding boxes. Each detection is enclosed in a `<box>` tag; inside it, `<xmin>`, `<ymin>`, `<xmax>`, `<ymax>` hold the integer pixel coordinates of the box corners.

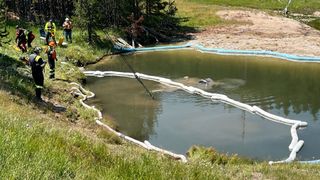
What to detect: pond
<box><xmin>86</xmin><ymin>50</ymin><xmax>320</xmax><ymax>161</ymax></box>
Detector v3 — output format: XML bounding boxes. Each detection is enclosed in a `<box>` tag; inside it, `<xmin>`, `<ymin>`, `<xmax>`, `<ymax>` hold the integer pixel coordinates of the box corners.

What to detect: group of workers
<box><xmin>15</xmin><ymin>26</ymin><xmax>35</xmax><ymax>52</ymax></box>
<box><xmin>16</xmin><ymin>18</ymin><xmax>73</xmax><ymax>51</ymax></box>
<box><xmin>44</xmin><ymin>18</ymin><xmax>73</xmax><ymax>45</ymax></box>
<box><xmin>16</xmin><ymin>17</ymin><xmax>73</xmax><ymax>100</ymax></box>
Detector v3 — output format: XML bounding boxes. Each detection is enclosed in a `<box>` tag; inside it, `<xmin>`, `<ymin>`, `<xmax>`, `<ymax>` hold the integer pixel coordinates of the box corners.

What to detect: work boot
<box><xmin>35</xmin><ymin>88</ymin><xmax>42</xmax><ymax>101</ymax></box>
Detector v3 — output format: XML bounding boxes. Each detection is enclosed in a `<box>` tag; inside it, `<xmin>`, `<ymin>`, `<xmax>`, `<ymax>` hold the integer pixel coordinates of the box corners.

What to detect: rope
<box><xmin>119</xmin><ymin>55</ymin><xmax>155</xmax><ymax>99</ymax></box>
<box><xmin>284</xmin><ymin>0</ymin><xmax>293</xmax><ymax>15</ymax></box>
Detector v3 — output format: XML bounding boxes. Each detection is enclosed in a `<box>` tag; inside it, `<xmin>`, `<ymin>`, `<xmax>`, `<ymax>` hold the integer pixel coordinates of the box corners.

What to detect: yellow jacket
<box><xmin>45</xmin><ymin>22</ymin><xmax>56</xmax><ymax>33</ymax></box>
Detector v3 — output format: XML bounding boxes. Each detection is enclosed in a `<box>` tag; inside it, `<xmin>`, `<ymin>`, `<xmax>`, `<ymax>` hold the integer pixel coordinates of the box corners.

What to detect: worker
<box><xmin>45</xmin><ymin>19</ymin><xmax>56</xmax><ymax>45</ymax></box>
<box><xmin>29</xmin><ymin>47</ymin><xmax>46</xmax><ymax>100</ymax></box>
<box><xmin>27</xmin><ymin>30</ymin><xmax>35</xmax><ymax>48</ymax></box>
<box><xmin>15</xmin><ymin>26</ymin><xmax>27</xmax><ymax>52</ymax></box>
<box><xmin>46</xmin><ymin>41</ymin><xmax>57</xmax><ymax>79</ymax></box>
<box><xmin>62</xmin><ymin>17</ymin><xmax>73</xmax><ymax>43</ymax></box>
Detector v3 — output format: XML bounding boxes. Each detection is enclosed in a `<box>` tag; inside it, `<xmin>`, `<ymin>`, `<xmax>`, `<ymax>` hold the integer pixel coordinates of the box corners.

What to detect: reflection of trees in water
<box><xmin>230</xmin><ymin>61</ymin><xmax>320</xmax><ymax>121</ymax></box>
<box><xmin>132</xmin><ymin>99</ymin><xmax>162</xmax><ymax>140</ymax></box>
<box><xmin>130</xmin><ymin>53</ymin><xmax>320</xmax><ymax>122</ymax></box>
<box><xmin>88</xmin><ymin>77</ymin><xmax>162</xmax><ymax>141</ymax></box>
<box><xmin>110</xmin><ymin>84</ymin><xmax>162</xmax><ymax>141</ymax></box>
<box><xmin>112</xmin><ymin>96</ymin><xmax>162</xmax><ymax>141</ymax></box>
<box><xmin>93</xmin><ymin>51</ymin><xmax>320</xmax><ymax>134</ymax></box>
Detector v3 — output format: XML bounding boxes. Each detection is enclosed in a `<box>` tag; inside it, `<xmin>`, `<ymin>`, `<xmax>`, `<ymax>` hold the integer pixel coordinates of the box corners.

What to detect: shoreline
<box><xmin>189</xmin><ymin>9</ymin><xmax>320</xmax><ymax>57</ymax></box>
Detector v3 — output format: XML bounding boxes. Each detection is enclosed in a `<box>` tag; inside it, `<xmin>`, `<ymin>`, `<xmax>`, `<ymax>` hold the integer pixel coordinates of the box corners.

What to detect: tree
<box><xmin>73</xmin><ymin>0</ymin><xmax>98</xmax><ymax>44</ymax></box>
<box><xmin>4</xmin><ymin>0</ymin><xmax>182</xmax><ymax>45</ymax></box>
<box><xmin>5</xmin><ymin>0</ymin><xmax>74</xmax><ymax>23</ymax></box>
<box><xmin>74</xmin><ymin>0</ymin><xmax>128</xmax><ymax>43</ymax></box>
<box><xmin>0</xmin><ymin>0</ymin><xmax>9</xmax><ymax>47</ymax></box>
<box><xmin>127</xmin><ymin>14</ymin><xmax>145</xmax><ymax>47</ymax></box>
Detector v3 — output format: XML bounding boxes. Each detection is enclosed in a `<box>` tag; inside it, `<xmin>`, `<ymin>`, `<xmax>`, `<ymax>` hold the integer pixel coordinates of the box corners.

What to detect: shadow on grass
<box><xmin>0</xmin><ymin>53</ymin><xmax>33</xmax><ymax>98</ymax></box>
<box><xmin>0</xmin><ymin>53</ymin><xmax>66</xmax><ymax>113</ymax></box>
<box><xmin>90</xmin><ymin>32</ymin><xmax>114</xmax><ymax>50</ymax></box>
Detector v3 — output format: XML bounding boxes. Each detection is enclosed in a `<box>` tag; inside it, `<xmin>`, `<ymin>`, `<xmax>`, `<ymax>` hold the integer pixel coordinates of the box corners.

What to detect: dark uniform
<box><xmin>27</xmin><ymin>31</ymin><xmax>35</xmax><ymax>48</ymax></box>
<box><xmin>29</xmin><ymin>50</ymin><xmax>46</xmax><ymax>100</ymax></box>
<box><xmin>46</xmin><ymin>44</ymin><xmax>57</xmax><ymax>79</ymax></box>
<box><xmin>16</xmin><ymin>28</ymin><xmax>27</xmax><ymax>52</ymax></box>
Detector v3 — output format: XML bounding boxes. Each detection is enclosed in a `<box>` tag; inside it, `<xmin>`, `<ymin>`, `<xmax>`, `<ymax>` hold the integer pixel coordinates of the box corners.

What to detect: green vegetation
<box><xmin>0</xmin><ymin>0</ymin><xmax>9</xmax><ymax>46</ymax></box>
<box><xmin>176</xmin><ymin>0</ymin><xmax>320</xmax><ymax>28</ymax></box>
<box><xmin>4</xmin><ymin>21</ymin><xmax>115</xmax><ymax>67</ymax></box>
<box><xmin>308</xmin><ymin>19</ymin><xmax>320</xmax><ymax>31</ymax></box>
<box><xmin>1</xmin><ymin>0</ymin><xmax>320</xmax><ymax>179</ymax></box>
<box><xmin>176</xmin><ymin>1</ymin><xmax>223</xmax><ymax>27</ymax></box>
<box><xmin>1</xmin><ymin>86</ymin><xmax>320</xmax><ymax>179</ymax></box>
<box><xmin>181</xmin><ymin>0</ymin><xmax>320</xmax><ymax>14</ymax></box>
<box><xmin>7</xmin><ymin>0</ymin><xmax>183</xmax><ymax>44</ymax></box>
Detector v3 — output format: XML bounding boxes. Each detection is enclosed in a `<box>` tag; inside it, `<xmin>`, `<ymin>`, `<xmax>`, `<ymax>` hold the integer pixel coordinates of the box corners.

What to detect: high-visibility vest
<box><xmin>45</xmin><ymin>22</ymin><xmax>56</xmax><ymax>33</ymax></box>
<box><xmin>35</xmin><ymin>55</ymin><xmax>41</xmax><ymax>62</ymax></box>
<box><xmin>29</xmin><ymin>54</ymin><xmax>42</xmax><ymax>69</ymax></box>
<box><xmin>47</xmin><ymin>47</ymin><xmax>57</xmax><ymax>60</ymax></box>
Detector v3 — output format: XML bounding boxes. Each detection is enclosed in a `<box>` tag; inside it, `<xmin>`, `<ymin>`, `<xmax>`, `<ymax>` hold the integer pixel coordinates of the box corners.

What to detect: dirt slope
<box><xmin>191</xmin><ymin>10</ymin><xmax>320</xmax><ymax>57</ymax></box>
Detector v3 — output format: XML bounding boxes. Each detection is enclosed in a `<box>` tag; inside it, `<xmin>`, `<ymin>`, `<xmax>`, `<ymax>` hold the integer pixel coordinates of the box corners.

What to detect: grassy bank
<box><xmin>4</xmin><ymin>20</ymin><xmax>114</xmax><ymax>66</ymax></box>
<box><xmin>176</xmin><ymin>0</ymin><xmax>320</xmax><ymax>28</ymax></box>
<box><xmin>1</xmin><ymin>7</ymin><xmax>320</xmax><ymax>179</ymax></box>
<box><xmin>1</xmin><ymin>87</ymin><xmax>320</xmax><ymax>179</ymax></box>
<box><xmin>180</xmin><ymin>0</ymin><xmax>320</xmax><ymax>14</ymax></box>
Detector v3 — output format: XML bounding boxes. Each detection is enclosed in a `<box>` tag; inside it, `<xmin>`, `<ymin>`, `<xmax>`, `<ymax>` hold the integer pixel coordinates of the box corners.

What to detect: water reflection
<box><xmin>88</xmin><ymin>77</ymin><xmax>161</xmax><ymax>140</ymax></box>
<box><xmin>89</xmin><ymin>51</ymin><xmax>320</xmax><ymax>120</ymax></box>
<box><xmin>87</xmin><ymin>50</ymin><xmax>320</xmax><ymax>160</ymax></box>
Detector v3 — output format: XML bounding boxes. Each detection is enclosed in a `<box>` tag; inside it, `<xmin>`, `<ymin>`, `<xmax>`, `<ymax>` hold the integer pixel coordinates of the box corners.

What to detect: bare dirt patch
<box><xmin>191</xmin><ymin>10</ymin><xmax>320</xmax><ymax>57</ymax></box>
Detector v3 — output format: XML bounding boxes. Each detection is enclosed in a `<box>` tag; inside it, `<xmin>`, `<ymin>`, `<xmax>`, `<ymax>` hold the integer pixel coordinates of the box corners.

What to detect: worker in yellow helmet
<box><xmin>45</xmin><ymin>19</ymin><xmax>56</xmax><ymax>45</ymax></box>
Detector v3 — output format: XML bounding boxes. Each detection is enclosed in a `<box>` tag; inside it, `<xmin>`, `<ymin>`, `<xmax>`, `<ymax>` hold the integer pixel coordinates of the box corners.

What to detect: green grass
<box><xmin>1</xmin><ymin>11</ymin><xmax>320</xmax><ymax>179</ymax></box>
<box><xmin>5</xmin><ymin>20</ymin><xmax>115</xmax><ymax>66</ymax></box>
<box><xmin>180</xmin><ymin>0</ymin><xmax>320</xmax><ymax>14</ymax></box>
<box><xmin>176</xmin><ymin>1</ymin><xmax>223</xmax><ymax>27</ymax></box>
<box><xmin>176</xmin><ymin>0</ymin><xmax>320</xmax><ymax>28</ymax></box>
<box><xmin>308</xmin><ymin>19</ymin><xmax>320</xmax><ymax>30</ymax></box>
<box><xmin>2</xmin><ymin>42</ymin><xmax>320</xmax><ymax>180</ymax></box>
<box><xmin>1</xmin><ymin>92</ymin><xmax>320</xmax><ymax>179</ymax></box>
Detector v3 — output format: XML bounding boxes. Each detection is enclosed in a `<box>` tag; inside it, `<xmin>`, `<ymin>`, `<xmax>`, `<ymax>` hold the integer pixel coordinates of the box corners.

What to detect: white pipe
<box><xmin>144</xmin><ymin>141</ymin><xmax>188</xmax><ymax>163</ymax></box>
<box><xmin>269</xmin><ymin>140</ymin><xmax>304</xmax><ymax>165</ymax></box>
<box><xmin>289</xmin><ymin>123</ymin><xmax>299</xmax><ymax>151</ymax></box>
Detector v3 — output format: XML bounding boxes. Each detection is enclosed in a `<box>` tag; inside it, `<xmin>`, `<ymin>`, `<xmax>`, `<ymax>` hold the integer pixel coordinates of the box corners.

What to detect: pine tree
<box><xmin>0</xmin><ymin>0</ymin><xmax>9</xmax><ymax>47</ymax></box>
<box><xmin>73</xmin><ymin>0</ymin><xmax>98</xmax><ymax>43</ymax></box>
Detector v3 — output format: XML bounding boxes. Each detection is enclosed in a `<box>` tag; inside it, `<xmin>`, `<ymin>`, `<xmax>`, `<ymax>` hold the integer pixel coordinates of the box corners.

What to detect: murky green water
<box><xmin>86</xmin><ymin>50</ymin><xmax>320</xmax><ymax>160</ymax></box>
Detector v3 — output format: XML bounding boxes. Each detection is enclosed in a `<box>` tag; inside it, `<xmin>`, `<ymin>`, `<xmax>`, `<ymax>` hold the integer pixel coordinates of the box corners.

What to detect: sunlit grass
<box><xmin>179</xmin><ymin>0</ymin><xmax>320</xmax><ymax>14</ymax></box>
<box><xmin>176</xmin><ymin>0</ymin><xmax>320</xmax><ymax>29</ymax></box>
<box><xmin>176</xmin><ymin>1</ymin><xmax>223</xmax><ymax>27</ymax></box>
<box><xmin>1</xmin><ymin>11</ymin><xmax>320</xmax><ymax>179</ymax></box>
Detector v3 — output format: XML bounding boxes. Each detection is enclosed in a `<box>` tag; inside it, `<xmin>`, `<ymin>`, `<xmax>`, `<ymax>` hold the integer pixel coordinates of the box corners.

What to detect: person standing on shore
<box><xmin>29</xmin><ymin>47</ymin><xmax>46</xmax><ymax>100</ymax></box>
<box><xmin>46</xmin><ymin>41</ymin><xmax>57</xmax><ymax>79</ymax></box>
<box><xmin>15</xmin><ymin>26</ymin><xmax>27</xmax><ymax>52</ymax></box>
<box><xmin>27</xmin><ymin>30</ymin><xmax>35</xmax><ymax>48</ymax></box>
<box><xmin>45</xmin><ymin>19</ymin><xmax>56</xmax><ymax>45</ymax></box>
<box><xmin>63</xmin><ymin>18</ymin><xmax>73</xmax><ymax>43</ymax></box>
